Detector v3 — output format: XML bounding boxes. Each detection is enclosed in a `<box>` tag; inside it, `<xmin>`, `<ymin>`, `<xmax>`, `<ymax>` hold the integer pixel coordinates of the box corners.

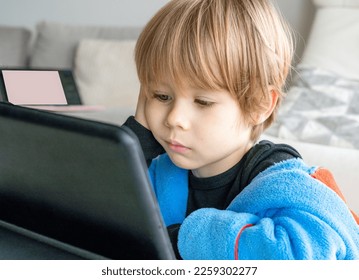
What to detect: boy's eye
<box><xmin>195</xmin><ymin>99</ymin><xmax>215</xmax><ymax>107</ymax></box>
<box><xmin>153</xmin><ymin>92</ymin><xmax>171</xmax><ymax>102</ymax></box>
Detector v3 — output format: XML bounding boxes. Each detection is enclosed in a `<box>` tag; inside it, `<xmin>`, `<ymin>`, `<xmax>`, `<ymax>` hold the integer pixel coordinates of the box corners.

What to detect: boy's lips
<box><xmin>166</xmin><ymin>140</ymin><xmax>190</xmax><ymax>153</ymax></box>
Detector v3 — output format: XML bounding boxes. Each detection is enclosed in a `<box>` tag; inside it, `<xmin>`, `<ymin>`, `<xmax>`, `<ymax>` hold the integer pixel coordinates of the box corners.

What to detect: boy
<box><xmin>123</xmin><ymin>0</ymin><xmax>359</xmax><ymax>259</ymax></box>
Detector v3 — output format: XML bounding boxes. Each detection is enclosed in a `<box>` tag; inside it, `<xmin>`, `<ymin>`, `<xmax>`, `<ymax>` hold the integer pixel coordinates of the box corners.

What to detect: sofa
<box><xmin>1</xmin><ymin>20</ymin><xmax>359</xmax><ymax>214</ymax></box>
<box><xmin>0</xmin><ymin>21</ymin><xmax>142</xmax><ymax>125</ymax></box>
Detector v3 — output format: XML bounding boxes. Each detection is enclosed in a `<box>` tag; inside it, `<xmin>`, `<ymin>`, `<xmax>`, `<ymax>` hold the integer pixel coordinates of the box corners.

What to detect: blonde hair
<box><xmin>135</xmin><ymin>0</ymin><xmax>293</xmax><ymax>141</ymax></box>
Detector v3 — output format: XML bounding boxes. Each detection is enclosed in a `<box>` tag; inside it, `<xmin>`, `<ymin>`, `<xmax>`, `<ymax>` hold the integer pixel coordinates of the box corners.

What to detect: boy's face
<box><xmin>145</xmin><ymin>80</ymin><xmax>254</xmax><ymax>178</ymax></box>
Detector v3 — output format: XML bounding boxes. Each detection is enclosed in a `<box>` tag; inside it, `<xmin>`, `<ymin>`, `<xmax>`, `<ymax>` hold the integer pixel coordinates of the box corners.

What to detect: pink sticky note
<box><xmin>3</xmin><ymin>70</ymin><xmax>68</xmax><ymax>105</ymax></box>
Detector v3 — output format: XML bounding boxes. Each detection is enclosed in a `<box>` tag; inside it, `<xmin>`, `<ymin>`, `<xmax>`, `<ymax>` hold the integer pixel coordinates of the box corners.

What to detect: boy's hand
<box><xmin>134</xmin><ymin>86</ymin><xmax>150</xmax><ymax>129</ymax></box>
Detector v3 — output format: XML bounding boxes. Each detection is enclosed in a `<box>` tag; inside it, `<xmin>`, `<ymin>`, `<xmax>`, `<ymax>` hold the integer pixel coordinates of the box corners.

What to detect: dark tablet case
<box><xmin>0</xmin><ymin>102</ymin><xmax>175</xmax><ymax>260</ymax></box>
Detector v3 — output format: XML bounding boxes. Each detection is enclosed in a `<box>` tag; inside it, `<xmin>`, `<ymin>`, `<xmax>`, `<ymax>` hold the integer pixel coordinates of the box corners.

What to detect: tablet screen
<box><xmin>2</xmin><ymin>70</ymin><xmax>68</xmax><ymax>105</ymax></box>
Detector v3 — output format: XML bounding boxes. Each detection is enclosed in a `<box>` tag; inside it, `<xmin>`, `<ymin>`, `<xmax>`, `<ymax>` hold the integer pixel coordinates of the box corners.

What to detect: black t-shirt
<box><xmin>123</xmin><ymin>116</ymin><xmax>301</xmax><ymax>257</ymax></box>
<box><xmin>186</xmin><ymin>140</ymin><xmax>301</xmax><ymax>215</ymax></box>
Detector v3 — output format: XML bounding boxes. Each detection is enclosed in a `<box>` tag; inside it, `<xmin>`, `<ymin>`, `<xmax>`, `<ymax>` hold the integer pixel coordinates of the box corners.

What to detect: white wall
<box><xmin>276</xmin><ymin>0</ymin><xmax>316</xmax><ymax>62</ymax></box>
<box><xmin>0</xmin><ymin>0</ymin><xmax>169</xmax><ymax>28</ymax></box>
<box><xmin>0</xmin><ymin>0</ymin><xmax>315</xmax><ymax>61</ymax></box>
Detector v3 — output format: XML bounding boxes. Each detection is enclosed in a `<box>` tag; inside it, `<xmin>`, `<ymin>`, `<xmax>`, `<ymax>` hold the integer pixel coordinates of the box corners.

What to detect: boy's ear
<box><xmin>253</xmin><ymin>87</ymin><xmax>279</xmax><ymax>125</ymax></box>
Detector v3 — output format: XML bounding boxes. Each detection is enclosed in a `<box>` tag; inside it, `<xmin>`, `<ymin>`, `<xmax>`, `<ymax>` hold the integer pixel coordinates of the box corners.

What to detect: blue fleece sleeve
<box><xmin>178</xmin><ymin>207</ymin><xmax>347</xmax><ymax>259</ymax></box>
<box><xmin>149</xmin><ymin>154</ymin><xmax>188</xmax><ymax>226</ymax></box>
<box><xmin>178</xmin><ymin>208</ymin><xmax>259</xmax><ymax>259</ymax></box>
<box><xmin>177</xmin><ymin>159</ymin><xmax>359</xmax><ymax>260</ymax></box>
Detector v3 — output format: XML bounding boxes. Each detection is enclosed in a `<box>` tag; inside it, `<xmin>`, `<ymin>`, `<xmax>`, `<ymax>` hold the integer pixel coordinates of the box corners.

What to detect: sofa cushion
<box><xmin>0</xmin><ymin>26</ymin><xmax>32</xmax><ymax>67</ymax></box>
<box><xmin>74</xmin><ymin>39</ymin><xmax>139</xmax><ymax>109</ymax></box>
<box><xmin>29</xmin><ymin>21</ymin><xmax>142</xmax><ymax>69</ymax></box>
<box><xmin>300</xmin><ymin>6</ymin><xmax>359</xmax><ymax>80</ymax></box>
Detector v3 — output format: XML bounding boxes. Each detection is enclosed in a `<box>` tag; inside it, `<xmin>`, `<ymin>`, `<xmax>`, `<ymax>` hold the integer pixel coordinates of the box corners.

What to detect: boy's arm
<box><xmin>122</xmin><ymin>116</ymin><xmax>164</xmax><ymax>166</ymax></box>
<box><xmin>122</xmin><ymin>88</ymin><xmax>164</xmax><ymax>165</ymax></box>
<box><xmin>177</xmin><ymin>159</ymin><xmax>359</xmax><ymax>260</ymax></box>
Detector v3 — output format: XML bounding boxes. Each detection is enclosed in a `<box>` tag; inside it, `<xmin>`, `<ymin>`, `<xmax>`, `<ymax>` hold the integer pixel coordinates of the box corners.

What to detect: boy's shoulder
<box><xmin>250</xmin><ymin>140</ymin><xmax>302</xmax><ymax>162</ymax></box>
<box><xmin>240</xmin><ymin>140</ymin><xmax>302</xmax><ymax>184</ymax></box>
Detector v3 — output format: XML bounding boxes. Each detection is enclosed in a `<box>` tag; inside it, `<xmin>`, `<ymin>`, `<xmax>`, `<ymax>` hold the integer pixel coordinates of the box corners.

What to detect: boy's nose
<box><xmin>165</xmin><ymin>102</ymin><xmax>190</xmax><ymax>130</ymax></box>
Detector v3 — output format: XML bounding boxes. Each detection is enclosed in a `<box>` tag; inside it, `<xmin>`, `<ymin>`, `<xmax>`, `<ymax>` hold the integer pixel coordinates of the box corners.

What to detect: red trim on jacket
<box><xmin>234</xmin><ymin>224</ymin><xmax>253</xmax><ymax>259</ymax></box>
<box><xmin>311</xmin><ymin>167</ymin><xmax>359</xmax><ymax>224</ymax></box>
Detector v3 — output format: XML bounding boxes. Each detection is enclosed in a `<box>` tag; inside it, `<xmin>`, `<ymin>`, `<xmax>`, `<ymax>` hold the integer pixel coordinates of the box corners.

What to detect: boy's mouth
<box><xmin>166</xmin><ymin>140</ymin><xmax>190</xmax><ymax>153</ymax></box>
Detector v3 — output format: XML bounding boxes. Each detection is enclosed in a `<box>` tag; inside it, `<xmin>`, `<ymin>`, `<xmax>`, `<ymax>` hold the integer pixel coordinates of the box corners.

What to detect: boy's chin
<box><xmin>166</xmin><ymin>153</ymin><xmax>197</xmax><ymax>171</ymax></box>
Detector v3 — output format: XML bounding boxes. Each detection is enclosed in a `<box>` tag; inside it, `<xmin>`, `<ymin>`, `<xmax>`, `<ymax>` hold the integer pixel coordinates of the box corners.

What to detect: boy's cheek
<box><xmin>145</xmin><ymin>104</ymin><xmax>163</xmax><ymax>129</ymax></box>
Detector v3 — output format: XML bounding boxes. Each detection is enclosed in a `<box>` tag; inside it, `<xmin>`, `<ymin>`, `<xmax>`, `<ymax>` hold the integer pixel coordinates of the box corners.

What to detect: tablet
<box><xmin>0</xmin><ymin>102</ymin><xmax>175</xmax><ymax>260</ymax></box>
<box><xmin>0</xmin><ymin>69</ymin><xmax>82</xmax><ymax>106</ymax></box>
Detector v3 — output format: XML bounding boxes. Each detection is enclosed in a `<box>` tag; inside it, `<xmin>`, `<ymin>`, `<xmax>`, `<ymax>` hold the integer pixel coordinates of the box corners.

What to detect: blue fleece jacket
<box><xmin>149</xmin><ymin>153</ymin><xmax>359</xmax><ymax>260</ymax></box>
